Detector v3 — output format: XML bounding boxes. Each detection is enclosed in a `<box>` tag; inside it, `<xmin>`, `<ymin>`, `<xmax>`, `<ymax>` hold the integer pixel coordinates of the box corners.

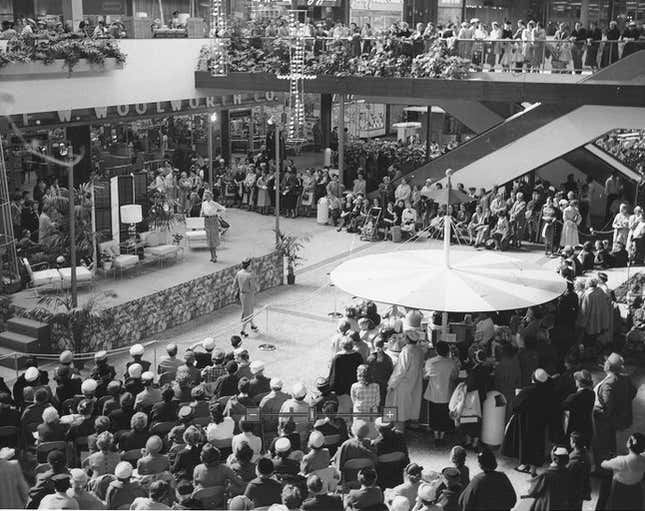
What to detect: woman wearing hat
<box><xmin>384</xmin><ymin>463</ymin><xmax>423</xmax><ymax>508</ymax></box>
<box><xmin>560</xmin><ymin>199</ymin><xmax>581</xmax><ymax>248</ymax></box>
<box><xmin>200</xmin><ymin>190</ymin><xmax>226</xmax><ymax>262</ymax></box>
<box><xmin>562</xmin><ymin>369</ymin><xmax>594</xmax><ymax>446</ymax></box>
<box><xmin>509</xmin><ymin>369</ymin><xmax>552</xmax><ymax>476</ymax></box>
<box><xmin>524</xmin><ymin>446</ymin><xmax>572</xmax><ymax>510</ymax></box>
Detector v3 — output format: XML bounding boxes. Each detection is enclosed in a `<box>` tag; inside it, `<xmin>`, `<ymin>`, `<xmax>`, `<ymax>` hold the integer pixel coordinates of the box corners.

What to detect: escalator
<box><xmin>392</xmin><ymin>50</ymin><xmax>645</xmax><ymax>189</ymax></box>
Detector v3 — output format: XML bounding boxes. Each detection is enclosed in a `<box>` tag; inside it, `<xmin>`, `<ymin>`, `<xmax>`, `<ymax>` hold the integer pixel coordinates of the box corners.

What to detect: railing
<box><xmin>197</xmin><ymin>35</ymin><xmax>645</xmax><ymax>78</ymax></box>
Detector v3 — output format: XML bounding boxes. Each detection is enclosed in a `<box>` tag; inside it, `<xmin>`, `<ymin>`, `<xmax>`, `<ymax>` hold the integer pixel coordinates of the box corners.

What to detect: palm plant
<box><xmin>34</xmin><ymin>290</ymin><xmax>116</xmax><ymax>354</ymax></box>
<box><xmin>274</xmin><ymin>231</ymin><xmax>310</xmax><ymax>284</ymax></box>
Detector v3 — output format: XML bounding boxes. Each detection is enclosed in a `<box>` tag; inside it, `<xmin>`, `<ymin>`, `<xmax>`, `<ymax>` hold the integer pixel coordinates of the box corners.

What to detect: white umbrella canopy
<box><xmin>330</xmin><ymin>249</ymin><xmax>567</xmax><ymax>313</ymax></box>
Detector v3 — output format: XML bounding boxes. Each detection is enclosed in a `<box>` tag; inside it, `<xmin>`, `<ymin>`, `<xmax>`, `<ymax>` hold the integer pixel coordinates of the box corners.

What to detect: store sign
<box><xmin>350</xmin><ymin>0</ymin><xmax>403</xmax><ymax>11</ymax></box>
<box><xmin>305</xmin><ymin>0</ymin><xmax>342</xmax><ymax>6</ymax></box>
<box><xmin>12</xmin><ymin>92</ymin><xmax>280</xmax><ymax>130</ymax></box>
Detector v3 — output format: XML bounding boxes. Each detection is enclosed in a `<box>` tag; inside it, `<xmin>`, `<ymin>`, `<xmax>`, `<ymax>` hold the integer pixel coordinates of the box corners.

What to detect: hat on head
<box><xmin>95</xmin><ymin>350</ymin><xmax>108</xmax><ymax>361</ymax></box>
<box><xmin>212</xmin><ymin>348</ymin><xmax>225</xmax><ymax>361</ymax></box>
<box><xmin>270</xmin><ymin>378</ymin><xmax>283</xmax><ymax>390</ymax></box>
<box><xmin>115</xmin><ymin>461</ymin><xmax>133</xmax><ymax>479</ymax></box>
<box><xmin>183</xmin><ymin>351</ymin><xmax>195</xmax><ymax>362</ymax></box>
<box><xmin>59</xmin><ymin>350</ymin><xmax>73</xmax><ymax>364</ymax></box>
<box><xmin>418</xmin><ymin>483</ymin><xmax>438</xmax><ymax>502</ymax></box>
<box><xmin>25</xmin><ymin>366</ymin><xmax>39</xmax><ymax>382</ymax></box>
<box><xmin>191</xmin><ymin>386</ymin><xmax>205</xmax><ymax>399</ymax></box>
<box><xmin>554</xmin><ymin>446</ymin><xmax>569</xmax><ymax>456</ymax></box>
<box><xmin>606</xmin><ymin>352</ymin><xmax>624</xmax><ymax>372</ymax></box>
<box><xmin>202</xmin><ymin>337</ymin><xmax>215</xmax><ymax>350</ymax></box>
<box><xmin>178</xmin><ymin>406</ymin><xmax>194</xmax><ymax>420</ymax></box>
<box><xmin>406</xmin><ymin>463</ymin><xmax>423</xmax><ymax>476</ymax></box>
<box><xmin>70</xmin><ymin>468</ymin><xmax>88</xmax><ymax>485</ymax></box>
<box><xmin>598</xmin><ymin>272</ymin><xmax>608</xmax><ymax>282</ymax></box>
<box><xmin>107</xmin><ymin>380</ymin><xmax>121</xmax><ymax>393</ymax></box>
<box><xmin>146</xmin><ymin>435</ymin><xmax>163</xmax><ymax>453</ymax></box>
<box><xmin>275</xmin><ymin>437</ymin><xmax>291</xmax><ymax>453</ymax></box>
<box><xmin>352</xmin><ymin>419</ymin><xmax>370</xmax><ymax>438</ymax></box>
<box><xmin>533</xmin><ymin>368</ymin><xmax>549</xmax><ymax>383</ymax></box>
<box><xmin>130</xmin><ymin>344</ymin><xmax>144</xmax><ymax>356</ymax></box>
<box><xmin>141</xmin><ymin>371</ymin><xmax>154</xmax><ymax>382</ymax></box>
<box><xmin>441</xmin><ymin>466</ymin><xmax>461</xmax><ymax>482</ymax></box>
<box><xmin>128</xmin><ymin>363</ymin><xmax>142</xmax><ymax>378</ymax></box>
<box><xmin>574</xmin><ymin>369</ymin><xmax>593</xmax><ymax>387</ymax></box>
<box><xmin>315</xmin><ymin>376</ymin><xmax>330</xmax><ymax>391</ymax></box>
<box><xmin>292</xmin><ymin>382</ymin><xmax>307</xmax><ymax>399</ymax></box>
<box><xmin>228</xmin><ymin>495</ymin><xmax>254</xmax><ymax>511</ymax></box>
<box><xmin>375</xmin><ymin>417</ymin><xmax>393</xmax><ymax>430</ymax></box>
<box><xmin>308</xmin><ymin>430</ymin><xmax>324</xmax><ymax>449</ymax></box>
<box><xmin>405</xmin><ymin>329</ymin><xmax>421</xmax><ymax>342</ymax></box>
<box><xmin>81</xmin><ymin>378</ymin><xmax>97</xmax><ymax>393</ymax></box>
<box><xmin>250</xmin><ymin>361</ymin><xmax>265</xmax><ymax>374</ymax></box>
<box><xmin>391</xmin><ymin>496</ymin><xmax>410</xmax><ymax>511</ymax></box>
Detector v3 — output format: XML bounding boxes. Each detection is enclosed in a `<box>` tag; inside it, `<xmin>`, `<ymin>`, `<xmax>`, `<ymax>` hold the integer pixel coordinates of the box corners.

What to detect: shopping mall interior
<box><xmin>0</xmin><ymin>0</ymin><xmax>644</xmax><ymax>510</ymax></box>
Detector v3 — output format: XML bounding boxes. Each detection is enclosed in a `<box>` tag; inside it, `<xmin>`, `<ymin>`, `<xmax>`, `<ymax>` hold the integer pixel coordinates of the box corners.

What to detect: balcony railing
<box><xmin>196</xmin><ymin>35</ymin><xmax>645</xmax><ymax>79</ymax></box>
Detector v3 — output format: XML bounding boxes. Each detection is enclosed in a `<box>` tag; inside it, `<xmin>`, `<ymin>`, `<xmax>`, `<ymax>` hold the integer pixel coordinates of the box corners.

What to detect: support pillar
<box><xmin>580</xmin><ymin>0</ymin><xmax>590</xmax><ymax>27</ymax></box>
<box><xmin>425</xmin><ymin>106</ymin><xmax>432</xmax><ymax>162</ymax></box>
<box><xmin>61</xmin><ymin>0</ymin><xmax>84</xmax><ymax>31</ymax></box>
<box><xmin>338</xmin><ymin>94</ymin><xmax>345</xmax><ymax>186</ymax></box>
<box><xmin>220</xmin><ymin>109</ymin><xmax>231</xmax><ymax>164</ymax></box>
<box><xmin>66</xmin><ymin>125</ymin><xmax>91</xmax><ymax>185</ymax></box>
<box><xmin>320</xmin><ymin>93</ymin><xmax>332</xmax><ymax>150</ymax></box>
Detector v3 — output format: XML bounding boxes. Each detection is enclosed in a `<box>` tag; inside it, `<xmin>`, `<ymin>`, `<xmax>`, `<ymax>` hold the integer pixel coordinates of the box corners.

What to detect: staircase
<box><xmin>0</xmin><ymin>317</ymin><xmax>51</xmax><ymax>369</ymax></box>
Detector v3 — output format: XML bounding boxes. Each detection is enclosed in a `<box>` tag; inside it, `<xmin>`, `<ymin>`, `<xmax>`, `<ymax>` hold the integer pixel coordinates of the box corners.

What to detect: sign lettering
<box><xmin>94</xmin><ymin>106</ymin><xmax>108</xmax><ymax>119</ymax></box>
<box><xmin>57</xmin><ymin>110</ymin><xmax>72</xmax><ymax>122</ymax></box>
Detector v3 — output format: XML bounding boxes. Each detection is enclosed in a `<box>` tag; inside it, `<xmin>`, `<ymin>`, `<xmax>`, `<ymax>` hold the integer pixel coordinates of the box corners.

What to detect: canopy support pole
<box><xmin>441</xmin><ymin>311</ymin><xmax>449</xmax><ymax>341</ymax></box>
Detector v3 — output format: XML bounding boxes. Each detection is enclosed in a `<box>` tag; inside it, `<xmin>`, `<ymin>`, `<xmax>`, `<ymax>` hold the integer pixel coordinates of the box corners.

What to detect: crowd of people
<box><xmin>596</xmin><ymin>129</ymin><xmax>645</xmax><ymax>174</ymax></box>
<box><xmin>227</xmin><ymin>15</ymin><xmax>645</xmax><ymax>74</ymax></box>
<box><xmin>0</xmin><ymin>270</ymin><xmax>641</xmax><ymax>510</ymax></box>
<box><xmin>0</xmin><ymin>16</ymin><xmax>126</xmax><ymax>40</ymax></box>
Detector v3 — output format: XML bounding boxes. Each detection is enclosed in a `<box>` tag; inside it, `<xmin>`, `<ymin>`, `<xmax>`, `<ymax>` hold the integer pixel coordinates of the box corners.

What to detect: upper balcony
<box><xmin>194</xmin><ymin>35</ymin><xmax>645</xmax><ymax>107</ymax></box>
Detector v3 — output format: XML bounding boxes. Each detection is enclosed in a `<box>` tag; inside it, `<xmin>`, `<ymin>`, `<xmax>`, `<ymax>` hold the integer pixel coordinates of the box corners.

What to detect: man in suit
<box><xmin>302</xmin><ymin>474</ymin><xmax>342</xmax><ymax>511</ymax></box>
<box><xmin>593</xmin><ymin>353</ymin><xmax>637</xmax><ymax>465</ymax></box>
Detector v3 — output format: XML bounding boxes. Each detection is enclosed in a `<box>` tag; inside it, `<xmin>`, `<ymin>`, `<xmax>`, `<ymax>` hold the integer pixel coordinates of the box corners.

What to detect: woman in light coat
<box><xmin>0</xmin><ymin>449</ymin><xmax>29</xmax><ymax>509</ymax></box>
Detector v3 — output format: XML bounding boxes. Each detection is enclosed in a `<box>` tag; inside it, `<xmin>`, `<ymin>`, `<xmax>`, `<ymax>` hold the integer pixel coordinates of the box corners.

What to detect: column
<box><xmin>425</xmin><ymin>106</ymin><xmax>432</xmax><ymax>162</ymax></box>
<box><xmin>338</xmin><ymin>94</ymin><xmax>345</xmax><ymax>186</ymax></box>
<box><xmin>220</xmin><ymin>109</ymin><xmax>231</xmax><ymax>164</ymax></box>
<box><xmin>66</xmin><ymin>125</ymin><xmax>91</xmax><ymax>186</ymax></box>
<box><xmin>580</xmin><ymin>0</ymin><xmax>590</xmax><ymax>26</ymax></box>
<box><xmin>61</xmin><ymin>0</ymin><xmax>84</xmax><ymax>31</ymax></box>
<box><xmin>320</xmin><ymin>93</ymin><xmax>332</xmax><ymax>150</ymax></box>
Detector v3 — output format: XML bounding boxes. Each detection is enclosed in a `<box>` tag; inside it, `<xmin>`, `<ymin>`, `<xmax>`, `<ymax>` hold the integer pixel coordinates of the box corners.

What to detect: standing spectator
<box><xmin>458</xmin><ymin>448</ymin><xmax>517</xmax><ymax>511</ymax></box>
<box><xmin>600</xmin><ymin>433</ymin><xmax>645</xmax><ymax>510</ymax></box>
<box><xmin>593</xmin><ymin>353</ymin><xmax>637</xmax><ymax>467</ymax></box>
<box><xmin>509</xmin><ymin>369</ymin><xmax>551</xmax><ymax>476</ymax></box>
<box><xmin>570</xmin><ymin>21</ymin><xmax>587</xmax><ymax>73</ymax></box>
<box><xmin>423</xmin><ymin>341</ymin><xmax>458</xmax><ymax>446</ymax></box>
<box><xmin>494</xmin><ymin>344</ymin><xmax>521</xmax><ymax>423</ymax></box>
<box><xmin>350</xmin><ymin>365</ymin><xmax>380</xmax><ymax>438</ymax></box>
<box><xmin>524</xmin><ymin>446</ymin><xmax>571</xmax><ymax>510</ymax></box>
<box><xmin>385</xmin><ymin>330</ymin><xmax>424</xmax><ymax>430</ymax></box>
<box><xmin>367</xmin><ymin>338</ymin><xmax>393</xmax><ymax>408</ymax></box>
<box><xmin>0</xmin><ymin>447</ymin><xmax>29</xmax><ymax>509</ymax></box>
<box><xmin>329</xmin><ymin>339</ymin><xmax>364</xmax><ymax>417</ymax></box>
<box><xmin>562</xmin><ymin>369</ymin><xmax>595</xmax><ymax>446</ymax></box>
<box><xmin>567</xmin><ymin>432</ymin><xmax>591</xmax><ymax>511</ymax></box>
<box><xmin>105</xmin><ymin>462</ymin><xmax>146</xmax><ymax>510</ymax></box>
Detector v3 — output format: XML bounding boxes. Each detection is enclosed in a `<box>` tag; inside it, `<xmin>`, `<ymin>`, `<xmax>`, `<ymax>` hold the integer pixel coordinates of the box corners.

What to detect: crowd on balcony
<box><xmin>220</xmin><ymin>15</ymin><xmax>645</xmax><ymax>76</ymax></box>
<box><xmin>595</xmin><ymin>130</ymin><xmax>645</xmax><ymax>174</ymax></box>
<box><xmin>0</xmin><ymin>17</ymin><xmax>127</xmax><ymax>40</ymax></box>
<box><xmin>0</xmin><ymin>267</ymin><xmax>641</xmax><ymax>510</ymax></box>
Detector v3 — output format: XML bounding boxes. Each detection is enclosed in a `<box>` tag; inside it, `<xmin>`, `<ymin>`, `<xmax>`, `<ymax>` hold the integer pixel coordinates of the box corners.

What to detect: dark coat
<box><xmin>527</xmin><ymin>466</ymin><xmax>571</xmax><ymax>511</ymax></box>
<box><xmin>562</xmin><ymin>388</ymin><xmax>595</xmax><ymax>443</ymax></box>
<box><xmin>511</xmin><ymin>382</ymin><xmax>551</xmax><ymax>466</ymax></box>
<box><xmin>328</xmin><ymin>352</ymin><xmax>363</xmax><ymax>396</ymax></box>
<box><xmin>458</xmin><ymin>470</ymin><xmax>517</xmax><ymax>511</ymax></box>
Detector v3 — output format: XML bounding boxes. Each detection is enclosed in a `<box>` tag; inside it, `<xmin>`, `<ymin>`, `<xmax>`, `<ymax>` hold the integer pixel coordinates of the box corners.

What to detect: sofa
<box><xmin>140</xmin><ymin>231</ymin><xmax>179</xmax><ymax>264</ymax></box>
<box><xmin>185</xmin><ymin>217</ymin><xmax>207</xmax><ymax>249</ymax></box>
<box><xmin>99</xmin><ymin>240</ymin><xmax>139</xmax><ymax>274</ymax></box>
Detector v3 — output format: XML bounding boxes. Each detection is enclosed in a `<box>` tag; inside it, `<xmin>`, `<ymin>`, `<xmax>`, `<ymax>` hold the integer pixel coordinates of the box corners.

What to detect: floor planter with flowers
<box><xmin>0</xmin><ymin>58</ymin><xmax>124</xmax><ymax>78</ymax></box>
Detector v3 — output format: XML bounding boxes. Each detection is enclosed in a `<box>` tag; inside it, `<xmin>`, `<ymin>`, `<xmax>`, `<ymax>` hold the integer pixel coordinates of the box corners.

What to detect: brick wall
<box><xmin>19</xmin><ymin>251</ymin><xmax>283</xmax><ymax>353</ymax></box>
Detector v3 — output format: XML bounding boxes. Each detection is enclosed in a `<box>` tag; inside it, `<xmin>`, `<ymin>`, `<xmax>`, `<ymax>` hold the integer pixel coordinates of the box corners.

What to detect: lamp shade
<box><xmin>120</xmin><ymin>204</ymin><xmax>142</xmax><ymax>224</ymax></box>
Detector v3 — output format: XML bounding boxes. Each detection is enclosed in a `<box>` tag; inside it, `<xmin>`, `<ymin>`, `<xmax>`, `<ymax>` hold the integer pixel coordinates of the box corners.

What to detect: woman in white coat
<box><xmin>560</xmin><ymin>199</ymin><xmax>581</xmax><ymax>248</ymax></box>
<box><xmin>385</xmin><ymin>330</ymin><xmax>425</xmax><ymax>430</ymax></box>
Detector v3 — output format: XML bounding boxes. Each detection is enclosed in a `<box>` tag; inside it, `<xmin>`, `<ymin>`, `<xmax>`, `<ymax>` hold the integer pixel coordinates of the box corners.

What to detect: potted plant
<box><xmin>101</xmin><ymin>251</ymin><xmax>113</xmax><ymax>271</ymax></box>
<box><xmin>34</xmin><ymin>290</ymin><xmax>116</xmax><ymax>364</ymax></box>
<box><xmin>275</xmin><ymin>231</ymin><xmax>310</xmax><ymax>285</ymax></box>
<box><xmin>147</xmin><ymin>190</ymin><xmax>180</xmax><ymax>244</ymax></box>
<box><xmin>172</xmin><ymin>233</ymin><xmax>184</xmax><ymax>246</ymax></box>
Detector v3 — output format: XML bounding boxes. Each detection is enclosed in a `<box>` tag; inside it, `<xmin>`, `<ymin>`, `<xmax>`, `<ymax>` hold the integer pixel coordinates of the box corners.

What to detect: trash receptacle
<box><xmin>482</xmin><ymin>390</ymin><xmax>506</xmax><ymax>448</ymax></box>
<box><xmin>323</xmin><ymin>148</ymin><xmax>332</xmax><ymax>167</ymax></box>
<box><xmin>317</xmin><ymin>197</ymin><xmax>329</xmax><ymax>225</ymax></box>
<box><xmin>391</xmin><ymin>226</ymin><xmax>402</xmax><ymax>243</ymax></box>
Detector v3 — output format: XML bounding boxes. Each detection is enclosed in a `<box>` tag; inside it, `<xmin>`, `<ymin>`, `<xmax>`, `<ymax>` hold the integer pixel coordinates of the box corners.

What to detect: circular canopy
<box><xmin>330</xmin><ymin>249</ymin><xmax>567</xmax><ymax>313</ymax></box>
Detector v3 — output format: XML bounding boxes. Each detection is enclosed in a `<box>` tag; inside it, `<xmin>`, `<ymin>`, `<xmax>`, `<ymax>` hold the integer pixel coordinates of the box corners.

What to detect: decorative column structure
<box><xmin>0</xmin><ymin>140</ymin><xmax>19</xmax><ymax>290</ymax></box>
<box><xmin>209</xmin><ymin>0</ymin><xmax>228</xmax><ymax>76</ymax></box>
<box><xmin>278</xmin><ymin>10</ymin><xmax>316</xmax><ymax>143</ymax></box>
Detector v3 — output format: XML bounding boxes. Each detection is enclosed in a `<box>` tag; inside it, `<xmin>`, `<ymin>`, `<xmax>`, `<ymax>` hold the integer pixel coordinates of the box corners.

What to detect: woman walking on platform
<box><xmin>200</xmin><ymin>190</ymin><xmax>226</xmax><ymax>263</ymax></box>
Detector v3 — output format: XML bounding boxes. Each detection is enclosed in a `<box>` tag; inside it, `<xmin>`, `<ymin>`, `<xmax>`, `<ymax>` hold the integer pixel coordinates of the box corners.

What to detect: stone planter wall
<box><xmin>18</xmin><ymin>250</ymin><xmax>283</xmax><ymax>353</ymax></box>
<box><xmin>0</xmin><ymin>58</ymin><xmax>124</xmax><ymax>78</ymax></box>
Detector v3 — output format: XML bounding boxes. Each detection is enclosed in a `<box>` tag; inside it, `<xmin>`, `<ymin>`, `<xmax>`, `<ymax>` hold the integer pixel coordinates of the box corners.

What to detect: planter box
<box><xmin>0</xmin><ymin>58</ymin><xmax>124</xmax><ymax>78</ymax></box>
